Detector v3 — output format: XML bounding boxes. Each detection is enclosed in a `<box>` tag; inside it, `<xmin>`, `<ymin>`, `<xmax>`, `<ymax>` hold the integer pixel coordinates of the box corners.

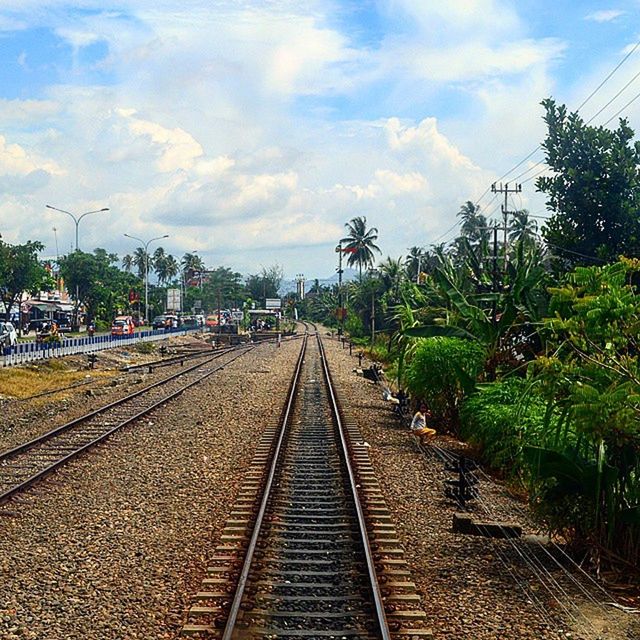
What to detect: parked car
<box><xmin>205</xmin><ymin>314</ymin><xmax>219</xmax><ymax>329</ymax></box>
<box><xmin>0</xmin><ymin>321</ymin><xmax>18</xmax><ymax>347</ymax></box>
<box><xmin>111</xmin><ymin>315</ymin><xmax>135</xmax><ymax>336</ymax></box>
<box><xmin>152</xmin><ymin>315</ymin><xmax>167</xmax><ymax>330</ymax></box>
<box><xmin>181</xmin><ymin>315</ymin><xmax>199</xmax><ymax>329</ymax></box>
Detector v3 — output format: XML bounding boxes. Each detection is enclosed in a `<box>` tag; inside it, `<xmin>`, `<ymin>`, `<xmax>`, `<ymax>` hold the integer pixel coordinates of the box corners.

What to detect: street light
<box><xmin>46</xmin><ymin>204</ymin><xmax>109</xmax><ymax>330</ymax></box>
<box><xmin>124</xmin><ymin>233</ymin><xmax>169</xmax><ymax>324</ymax></box>
<box><xmin>46</xmin><ymin>205</ymin><xmax>109</xmax><ymax>251</ymax></box>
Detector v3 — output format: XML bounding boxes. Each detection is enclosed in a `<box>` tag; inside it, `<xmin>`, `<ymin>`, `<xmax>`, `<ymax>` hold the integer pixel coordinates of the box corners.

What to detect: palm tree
<box><xmin>181</xmin><ymin>252</ymin><xmax>205</xmax><ymax>285</ymax></box>
<box><xmin>405</xmin><ymin>246</ymin><xmax>425</xmax><ymax>281</ymax></box>
<box><xmin>457</xmin><ymin>201</ymin><xmax>489</xmax><ymax>247</ymax></box>
<box><xmin>132</xmin><ymin>247</ymin><xmax>150</xmax><ymax>279</ymax></box>
<box><xmin>341</xmin><ymin>216</ymin><xmax>382</xmax><ymax>280</ymax></box>
<box><xmin>379</xmin><ymin>256</ymin><xmax>405</xmax><ymax>303</ymax></box>
<box><xmin>122</xmin><ymin>254</ymin><xmax>134</xmax><ymax>273</ymax></box>
<box><xmin>509</xmin><ymin>209</ymin><xmax>538</xmax><ymax>246</ymax></box>
<box><xmin>154</xmin><ymin>249</ymin><xmax>179</xmax><ymax>285</ymax></box>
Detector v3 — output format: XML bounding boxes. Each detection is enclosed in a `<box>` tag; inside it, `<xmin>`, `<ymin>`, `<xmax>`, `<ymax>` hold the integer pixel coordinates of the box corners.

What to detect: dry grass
<box><xmin>0</xmin><ymin>361</ymin><xmax>115</xmax><ymax>400</ymax></box>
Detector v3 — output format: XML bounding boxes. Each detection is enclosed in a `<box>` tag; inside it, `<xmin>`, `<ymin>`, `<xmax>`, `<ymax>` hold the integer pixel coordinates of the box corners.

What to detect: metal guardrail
<box><xmin>0</xmin><ymin>327</ymin><xmax>201</xmax><ymax>368</ymax></box>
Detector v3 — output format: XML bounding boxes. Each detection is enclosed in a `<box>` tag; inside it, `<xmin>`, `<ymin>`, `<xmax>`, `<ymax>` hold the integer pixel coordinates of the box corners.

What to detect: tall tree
<box><xmin>122</xmin><ymin>254</ymin><xmax>134</xmax><ymax>272</ymax></box>
<box><xmin>457</xmin><ymin>201</ymin><xmax>488</xmax><ymax>245</ymax></box>
<box><xmin>537</xmin><ymin>98</ymin><xmax>640</xmax><ymax>265</ymax></box>
<box><xmin>341</xmin><ymin>216</ymin><xmax>382</xmax><ymax>279</ymax></box>
<box><xmin>508</xmin><ymin>209</ymin><xmax>538</xmax><ymax>246</ymax></box>
<box><xmin>132</xmin><ymin>247</ymin><xmax>151</xmax><ymax>279</ymax></box>
<box><xmin>154</xmin><ymin>248</ymin><xmax>179</xmax><ymax>285</ymax></box>
<box><xmin>246</xmin><ymin>264</ymin><xmax>284</xmax><ymax>302</ymax></box>
<box><xmin>0</xmin><ymin>240</ymin><xmax>53</xmax><ymax>321</ymax></box>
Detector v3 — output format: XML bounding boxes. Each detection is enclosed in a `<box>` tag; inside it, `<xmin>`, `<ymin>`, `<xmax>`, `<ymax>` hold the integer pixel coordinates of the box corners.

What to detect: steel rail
<box><xmin>316</xmin><ymin>332</ymin><xmax>392</xmax><ymax>640</ymax></box>
<box><xmin>0</xmin><ymin>346</ymin><xmax>255</xmax><ymax>503</ymax></box>
<box><xmin>121</xmin><ymin>348</ymin><xmax>221</xmax><ymax>372</ymax></box>
<box><xmin>220</xmin><ymin>329</ymin><xmax>309</xmax><ymax>640</ymax></box>
<box><xmin>0</xmin><ymin>345</ymin><xmax>252</xmax><ymax>462</ymax></box>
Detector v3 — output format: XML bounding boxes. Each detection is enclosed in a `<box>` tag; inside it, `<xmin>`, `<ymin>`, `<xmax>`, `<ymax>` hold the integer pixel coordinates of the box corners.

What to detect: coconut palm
<box><xmin>509</xmin><ymin>209</ymin><xmax>538</xmax><ymax>246</ymax></box>
<box><xmin>122</xmin><ymin>254</ymin><xmax>134</xmax><ymax>273</ymax></box>
<box><xmin>154</xmin><ymin>249</ymin><xmax>179</xmax><ymax>285</ymax></box>
<box><xmin>341</xmin><ymin>216</ymin><xmax>382</xmax><ymax>280</ymax></box>
<box><xmin>379</xmin><ymin>256</ymin><xmax>405</xmax><ymax>304</ymax></box>
<box><xmin>132</xmin><ymin>247</ymin><xmax>151</xmax><ymax>279</ymax></box>
<box><xmin>181</xmin><ymin>252</ymin><xmax>205</xmax><ymax>284</ymax></box>
<box><xmin>457</xmin><ymin>200</ymin><xmax>488</xmax><ymax>244</ymax></box>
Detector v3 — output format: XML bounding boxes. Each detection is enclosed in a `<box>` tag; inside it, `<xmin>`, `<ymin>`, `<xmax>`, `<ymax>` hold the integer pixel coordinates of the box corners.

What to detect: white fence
<box><xmin>1</xmin><ymin>328</ymin><xmax>200</xmax><ymax>368</ymax></box>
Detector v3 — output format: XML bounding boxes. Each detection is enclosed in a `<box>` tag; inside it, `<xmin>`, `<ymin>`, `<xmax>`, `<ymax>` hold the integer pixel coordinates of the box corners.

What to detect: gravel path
<box><xmin>322</xmin><ymin>336</ymin><xmax>639</xmax><ymax>640</ymax></box>
<box><xmin>0</xmin><ymin>338</ymin><xmax>300</xmax><ymax>640</ymax></box>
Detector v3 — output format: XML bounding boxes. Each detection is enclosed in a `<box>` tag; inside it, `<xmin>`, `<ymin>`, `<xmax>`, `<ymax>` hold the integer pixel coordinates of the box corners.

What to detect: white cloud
<box><xmin>584</xmin><ymin>10</ymin><xmax>625</xmax><ymax>22</ymax></box>
<box><xmin>0</xmin><ymin>135</ymin><xmax>62</xmax><ymax>176</ymax></box>
<box><xmin>0</xmin><ymin>1</ymin><xmax>583</xmax><ymax>275</ymax></box>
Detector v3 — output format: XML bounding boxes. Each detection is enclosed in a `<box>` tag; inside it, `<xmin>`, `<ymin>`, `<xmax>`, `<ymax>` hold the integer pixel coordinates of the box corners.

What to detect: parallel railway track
<box><xmin>182</xmin><ymin>330</ymin><xmax>431</xmax><ymax>639</ymax></box>
<box><xmin>0</xmin><ymin>343</ymin><xmax>256</xmax><ymax>503</ymax></box>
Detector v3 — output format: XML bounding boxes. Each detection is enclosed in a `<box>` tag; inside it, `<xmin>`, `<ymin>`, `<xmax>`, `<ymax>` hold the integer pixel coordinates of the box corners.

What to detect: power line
<box><xmin>478</xmin><ymin>39</ymin><xmax>640</xmax><ymax>193</ymax></box>
<box><xmin>585</xmin><ymin>67</ymin><xmax>640</xmax><ymax>125</ymax></box>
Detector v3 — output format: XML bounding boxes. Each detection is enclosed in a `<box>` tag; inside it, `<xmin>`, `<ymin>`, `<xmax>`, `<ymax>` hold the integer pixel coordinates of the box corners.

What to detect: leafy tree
<box><xmin>198</xmin><ymin>267</ymin><xmax>246</xmax><ymax>311</ymax></box>
<box><xmin>0</xmin><ymin>239</ymin><xmax>53</xmax><ymax>321</ymax></box>
<box><xmin>58</xmin><ymin>249</ymin><xmax>137</xmax><ymax>324</ymax></box>
<box><xmin>246</xmin><ymin>264</ymin><xmax>284</xmax><ymax>303</ymax></box>
<box><xmin>341</xmin><ymin>216</ymin><xmax>382</xmax><ymax>279</ymax></box>
<box><xmin>537</xmin><ymin>98</ymin><xmax>640</xmax><ymax>265</ymax></box>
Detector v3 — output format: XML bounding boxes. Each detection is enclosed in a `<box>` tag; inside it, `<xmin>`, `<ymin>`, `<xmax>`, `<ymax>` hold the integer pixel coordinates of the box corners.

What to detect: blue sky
<box><xmin>0</xmin><ymin>0</ymin><xmax>639</xmax><ymax>278</ymax></box>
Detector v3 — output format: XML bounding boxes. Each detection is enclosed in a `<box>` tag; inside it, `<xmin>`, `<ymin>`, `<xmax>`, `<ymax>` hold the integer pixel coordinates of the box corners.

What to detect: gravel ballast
<box><xmin>0</xmin><ymin>338</ymin><xmax>300</xmax><ymax>639</ymax></box>
<box><xmin>2</xmin><ymin>332</ymin><xmax>638</xmax><ymax>639</ymax></box>
<box><xmin>323</xmin><ymin>336</ymin><xmax>640</xmax><ymax>640</ymax></box>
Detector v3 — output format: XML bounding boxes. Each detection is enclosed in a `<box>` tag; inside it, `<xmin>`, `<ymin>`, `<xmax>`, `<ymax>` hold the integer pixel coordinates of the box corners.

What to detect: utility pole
<box><xmin>490</xmin><ymin>182</ymin><xmax>521</xmax><ymax>269</ymax></box>
<box><xmin>335</xmin><ymin>243</ymin><xmax>344</xmax><ymax>336</ymax></box>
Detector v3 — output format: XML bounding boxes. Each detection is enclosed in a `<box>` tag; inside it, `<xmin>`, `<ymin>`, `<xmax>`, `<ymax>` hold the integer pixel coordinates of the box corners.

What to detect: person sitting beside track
<box><xmin>410</xmin><ymin>402</ymin><xmax>436</xmax><ymax>445</ymax></box>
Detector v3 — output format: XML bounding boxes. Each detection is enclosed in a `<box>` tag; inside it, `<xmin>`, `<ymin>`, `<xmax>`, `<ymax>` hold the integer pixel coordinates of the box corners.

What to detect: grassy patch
<box><xmin>0</xmin><ymin>363</ymin><xmax>112</xmax><ymax>400</ymax></box>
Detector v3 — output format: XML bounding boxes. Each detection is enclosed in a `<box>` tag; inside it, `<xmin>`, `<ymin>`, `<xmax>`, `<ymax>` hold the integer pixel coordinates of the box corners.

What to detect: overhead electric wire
<box><xmin>429</xmin><ymin>444</ymin><xmax>613</xmax><ymax>638</ymax></box>
<box><xmin>585</xmin><ymin>68</ymin><xmax>640</xmax><ymax>124</ymax></box>
<box><xmin>477</xmin><ymin>39</ymin><xmax>640</xmax><ymax>195</ymax></box>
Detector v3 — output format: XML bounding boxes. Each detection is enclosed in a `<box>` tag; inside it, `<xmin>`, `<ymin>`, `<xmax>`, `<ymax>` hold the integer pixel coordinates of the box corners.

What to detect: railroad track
<box><xmin>182</xmin><ymin>330</ymin><xmax>431</xmax><ymax>639</ymax></box>
<box><xmin>0</xmin><ymin>343</ymin><xmax>256</xmax><ymax>503</ymax></box>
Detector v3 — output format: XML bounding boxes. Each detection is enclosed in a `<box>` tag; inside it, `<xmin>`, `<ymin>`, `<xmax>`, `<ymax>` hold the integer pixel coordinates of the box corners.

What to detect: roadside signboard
<box><xmin>265</xmin><ymin>298</ymin><xmax>281</xmax><ymax>310</ymax></box>
<box><xmin>167</xmin><ymin>288</ymin><xmax>181</xmax><ymax>311</ymax></box>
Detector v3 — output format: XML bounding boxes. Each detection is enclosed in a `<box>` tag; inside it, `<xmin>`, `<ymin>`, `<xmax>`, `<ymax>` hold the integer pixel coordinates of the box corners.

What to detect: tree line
<box><xmin>300</xmin><ymin>98</ymin><xmax>640</xmax><ymax>570</ymax></box>
<box><xmin>0</xmin><ymin>238</ymin><xmax>284</xmax><ymax>328</ymax></box>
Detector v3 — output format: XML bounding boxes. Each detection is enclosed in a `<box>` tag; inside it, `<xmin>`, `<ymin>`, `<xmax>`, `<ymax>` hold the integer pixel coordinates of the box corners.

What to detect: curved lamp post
<box><xmin>46</xmin><ymin>204</ymin><xmax>109</xmax><ymax>330</ymax></box>
<box><xmin>124</xmin><ymin>233</ymin><xmax>169</xmax><ymax>324</ymax></box>
<box><xmin>46</xmin><ymin>205</ymin><xmax>109</xmax><ymax>252</ymax></box>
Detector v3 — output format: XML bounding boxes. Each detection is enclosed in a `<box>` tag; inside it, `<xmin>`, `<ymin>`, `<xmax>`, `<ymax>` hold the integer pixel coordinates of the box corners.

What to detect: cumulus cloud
<box><xmin>0</xmin><ymin>0</ymin><xmax>580</xmax><ymax>275</ymax></box>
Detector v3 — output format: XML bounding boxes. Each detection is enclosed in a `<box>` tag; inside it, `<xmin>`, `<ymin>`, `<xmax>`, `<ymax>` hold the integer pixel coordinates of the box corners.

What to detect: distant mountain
<box><xmin>279</xmin><ymin>268</ymin><xmax>358</xmax><ymax>295</ymax></box>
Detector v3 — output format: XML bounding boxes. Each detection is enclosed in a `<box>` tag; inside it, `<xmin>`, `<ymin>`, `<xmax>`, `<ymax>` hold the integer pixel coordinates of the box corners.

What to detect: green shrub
<box><xmin>404</xmin><ymin>337</ymin><xmax>485</xmax><ymax>434</ymax></box>
<box><xmin>460</xmin><ymin>377</ymin><xmax>553</xmax><ymax>473</ymax></box>
<box><xmin>344</xmin><ymin>313</ymin><xmax>366</xmax><ymax>339</ymax></box>
<box><xmin>134</xmin><ymin>341</ymin><xmax>156</xmax><ymax>354</ymax></box>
